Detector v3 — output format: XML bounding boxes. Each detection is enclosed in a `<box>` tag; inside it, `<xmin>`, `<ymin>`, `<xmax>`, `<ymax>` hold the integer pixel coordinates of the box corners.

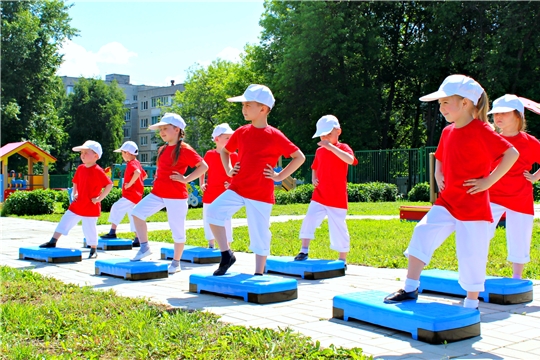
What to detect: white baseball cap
<box><xmin>211</xmin><ymin>123</ymin><xmax>234</xmax><ymax>140</ymax></box>
<box><xmin>72</xmin><ymin>140</ymin><xmax>103</xmax><ymax>159</ymax></box>
<box><xmin>420</xmin><ymin>74</ymin><xmax>485</xmax><ymax>105</ymax></box>
<box><xmin>487</xmin><ymin>94</ymin><xmax>524</xmax><ymax>115</ymax></box>
<box><xmin>227</xmin><ymin>84</ymin><xmax>275</xmax><ymax>109</ymax></box>
<box><xmin>114</xmin><ymin>141</ymin><xmax>139</xmax><ymax>155</ymax></box>
<box><xmin>312</xmin><ymin>115</ymin><xmax>340</xmax><ymax>138</ymax></box>
<box><xmin>148</xmin><ymin>112</ymin><xmax>186</xmax><ymax>131</ymax></box>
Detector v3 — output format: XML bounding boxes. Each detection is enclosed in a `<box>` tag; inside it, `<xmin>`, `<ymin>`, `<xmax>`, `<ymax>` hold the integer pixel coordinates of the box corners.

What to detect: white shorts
<box><xmin>206</xmin><ymin>190</ymin><xmax>272</xmax><ymax>256</ymax></box>
<box><xmin>404</xmin><ymin>205</ymin><xmax>490</xmax><ymax>292</ymax></box>
<box><xmin>203</xmin><ymin>203</ymin><xmax>233</xmax><ymax>243</ymax></box>
<box><xmin>132</xmin><ymin>193</ymin><xmax>188</xmax><ymax>243</ymax></box>
<box><xmin>108</xmin><ymin>197</ymin><xmax>136</xmax><ymax>232</ymax></box>
<box><xmin>299</xmin><ymin>201</ymin><xmax>350</xmax><ymax>252</ymax></box>
<box><xmin>55</xmin><ymin>210</ymin><xmax>98</xmax><ymax>246</ymax></box>
<box><xmin>489</xmin><ymin>203</ymin><xmax>534</xmax><ymax>264</ymax></box>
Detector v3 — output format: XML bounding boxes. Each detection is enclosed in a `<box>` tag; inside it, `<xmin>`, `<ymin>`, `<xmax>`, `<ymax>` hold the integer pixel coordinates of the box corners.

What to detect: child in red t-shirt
<box><xmin>130</xmin><ymin>113</ymin><xmax>208</xmax><ymax>275</ymax></box>
<box><xmin>101</xmin><ymin>141</ymin><xmax>148</xmax><ymax>247</ymax></box>
<box><xmin>294</xmin><ymin>115</ymin><xmax>358</xmax><ymax>265</ymax></box>
<box><xmin>39</xmin><ymin>140</ymin><xmax>113</xmax><ymax>259</ymax></box>
<box><xmin>487</xmin><ymin>94</ymin><xmax>540</xmax><ymax>279</ymax></box>
<box><xmin>385</xmin><ymin>75</ymin><xmax>519</xmax><ymax>309</ymax></box>
<box><xmin>206</xmin><ymin>84</ymin><xmax>306</xmax><ymax>276</ymax></box>
<box><xmin>199</xmin><ymin>123</ymin><xmax>238</xmax><ymax>249</ymax></box>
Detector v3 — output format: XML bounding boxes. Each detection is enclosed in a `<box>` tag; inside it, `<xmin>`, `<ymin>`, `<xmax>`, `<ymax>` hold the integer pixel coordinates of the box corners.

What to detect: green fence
<box><xmin>49</xmin><ymin>174</ymin><xmax>72</xmax><ymax>189</ymax></box>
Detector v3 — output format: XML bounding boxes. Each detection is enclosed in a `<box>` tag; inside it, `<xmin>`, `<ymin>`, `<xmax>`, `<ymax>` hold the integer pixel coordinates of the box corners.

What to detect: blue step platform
<box><xmin>161</xmin><ymin>245</ymin><xmax>221</xmax><ymax>264</ymax></box>
<box><xmin>84</xmin><ymin>238</ymin><xmax>133</xmax><ymax>250</ymax></box>
<box><xmin>265</xmin><ymin>256</ymin><xmax>345</xmax><ymax>280</ymax></box>
<box><xmin>419</xmin><ymin>269</ymin><xmax>533</xmax><ymax>305</ymax></box>
<box><xmin>95</xmin><ymin>258</ymin><xmax>168</xmax><ymax>280</ymax></box>
<box><xmin>19</xmin><ymin>246</ymin><xmax>82</xmax><ymax>263</ymax></box>
<box><xmin>333</xmin><ymin>290</ymin><xmax>480</xmax><ymax>344</ymax></box>
<box><xmin>189</xmin><ymin>272</ymin><xmax>298</xmax><ymax>304</ymax></box>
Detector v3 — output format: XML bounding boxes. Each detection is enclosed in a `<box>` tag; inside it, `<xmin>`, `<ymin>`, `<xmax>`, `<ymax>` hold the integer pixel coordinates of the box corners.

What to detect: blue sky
<box><xmin>57</xmin><ymin>1</ymin><xmax>265</xmax><ymax>86</ymax></box>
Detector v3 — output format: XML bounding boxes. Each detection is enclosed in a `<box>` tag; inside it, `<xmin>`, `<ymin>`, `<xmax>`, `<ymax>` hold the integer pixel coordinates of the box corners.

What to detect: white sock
<box><xmin>463</xmin><ymin>298</ymin><xmax>479</xmax><ymax>309</ymax></box>
<box><xmin>404</xmin><ymin>278</ymin><xmax>420</xmax><ymax>293</ymax></box>
<box><xmin>300</xmin><ymin>247</ymin><xmax>309</xmax><ymax>254</ymax></box>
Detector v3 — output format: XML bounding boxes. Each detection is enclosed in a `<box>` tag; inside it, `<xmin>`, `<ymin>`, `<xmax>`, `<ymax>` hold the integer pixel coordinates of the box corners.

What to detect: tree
<box><xmin>1</xmin><ymin>0</ymin><xmax>77</xmax><ymax>154</ymax></box>
<box><xmin>63</xmin><ymin>78</ymin><xmax>126</xmax><ymax>168</ymax></box>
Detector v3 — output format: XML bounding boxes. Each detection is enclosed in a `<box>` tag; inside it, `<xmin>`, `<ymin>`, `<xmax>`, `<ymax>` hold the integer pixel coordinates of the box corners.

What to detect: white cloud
<box><xmin>96</xmin><ymin>42</ymin><xmax>137</xmax><ymax>64</ymax></box>
<box><xmin>216</xmin><ymin>46</ymin><xmax>242</xmax><ymax>63</ymax></box>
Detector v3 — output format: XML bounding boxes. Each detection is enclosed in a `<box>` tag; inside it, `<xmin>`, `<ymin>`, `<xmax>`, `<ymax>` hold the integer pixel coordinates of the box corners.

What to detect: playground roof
<box><xmin>0</xmin><ymin>141</ymin><xmax>57</xmax><ymax>163</ymax></box>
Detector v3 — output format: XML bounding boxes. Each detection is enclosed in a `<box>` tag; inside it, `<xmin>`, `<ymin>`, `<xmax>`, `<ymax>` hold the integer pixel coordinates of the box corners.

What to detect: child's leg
<box><xmin>40</xmin><ymin>210</ymin><xmax>80</xmax><ymax>247</ymax></box>
<box><xmin>104</xmin><ymin>198</ymin><xmax>134</xmax><ymax>238</ymax></box>
<box><xmin>297</xmin><ymin>201</ymin><xmax>327</xmax><ymax>260</ymax></box>
<box><xmin>81</xmin><ymin>216</ymin><xmax>99</xmax><ymax>258</ymax></box>
<box><xmin>225</xmin><ymin>217</ymin><xmax>233</xmax><ymax>249</ymax></box>
<box><xmin>126</xmin><ymin>203</ymin><xmax>139</xmax><ymax>244</ymax></box>
<box><xmin>165</xmin><ymin>198</ymin><xmax>188</xmax><ymax>264</ymax></box>
<box><xmin>505</xmin><ymin>209</ymin><xmax>534</xmax><ymax>279</ymax></box>
<box><xmin>131</xmin><ymin>194</ymin><xmax>165</xmax><ymax>261</ymax></box>
<box><xmin>202</xmin><ymin>203</ymin><xmax>215</xmax><ymax>248</ymax></box>
<box><xmin>326</xmin><ymin>205</ymin><xmax>349</xmax><ymax>261</ymax></box>
<box><xmin>245</xmin><ymin>198</ymin><xmax>273</xmax><ymax>275</ymax></box>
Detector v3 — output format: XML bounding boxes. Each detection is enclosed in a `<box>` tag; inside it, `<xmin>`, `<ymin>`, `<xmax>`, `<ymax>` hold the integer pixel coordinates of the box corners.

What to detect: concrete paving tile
<box><xmin>490</xmin><ymin>347</ymin><xmax>536</xmax><ymax>359</ymax></box>
<box><xmin>505</xmin><ymin>339</ymin><xmax>540</xmax><ymax>351</ymax></box>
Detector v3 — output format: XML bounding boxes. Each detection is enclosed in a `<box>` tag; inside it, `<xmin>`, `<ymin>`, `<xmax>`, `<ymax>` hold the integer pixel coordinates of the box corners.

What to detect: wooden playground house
<box><xmin>0</xmin><ymin>141</ymin><xmax>57</xmax><ymax>201</ymax></box>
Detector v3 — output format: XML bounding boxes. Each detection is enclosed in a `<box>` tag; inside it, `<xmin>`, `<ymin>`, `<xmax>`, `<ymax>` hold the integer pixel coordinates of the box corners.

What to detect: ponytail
<box><xmin>172</xmin><ymin>129</ymin><xmax>185</xmax><ymax>166</ymax></box>
<box><xmin>475</xmin><ymin>92</ymin><xmax>489</xmax><ymax>123</ymax></box>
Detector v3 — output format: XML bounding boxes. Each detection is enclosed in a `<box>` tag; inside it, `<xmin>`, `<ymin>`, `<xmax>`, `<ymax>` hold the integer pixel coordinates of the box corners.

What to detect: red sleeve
<box><xmin>530</xmin><ymin>135</ymin><xmax>540</xmax><ymax>164</ymax></box>
<box><xmin>434</xmin><ymin>126</ymin><xmax>448</xmax><ymax>162</ymax></box>
<box><xmin>225</xmin><ymin>130</ymin><xmax>239</xmax><ymax>153</ymax></box>
<box><xmin>99</xmin><ymin>167</ymin><xmax>113</xmax><ymax>187</ymax></box>
<box><xmin>340</xmin><ymin>143</ymin><xmax>358</xmax><ymax>166</ymax></box>
<box><xmin>481</xmin><ymin>126</ymin><xmax>512</xmax><ymax>162</ymax></box>
<box><xmin>72</xmin><ymin>167</ymin><xmax>80</xmax><ymax>185</ymax></box>
<box><xmin>311</xmin><ymin>149</ymin><xmax>320</xmax><ymax>170</ymax></box>
<box><xmin>276</xmin><ymin>129</ymin><xmax>299</xmax><ymax>158</ymax></box>
<box><xmin>184</xmin><ymin>146</ymin><xmax>204</xmax><ymax>168</ymax></box>
<box><xmin>230</xmin><ymin>152</ymin><xmax>239</xmax><ymax>164</ymax></box>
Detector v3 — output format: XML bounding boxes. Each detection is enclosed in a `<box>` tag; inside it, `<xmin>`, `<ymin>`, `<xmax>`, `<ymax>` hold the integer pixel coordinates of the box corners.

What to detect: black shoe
<box><xmin>100</xmin><ymin>233</ymin><xmax>117</xmax><ymax>239</ymax></box>
<box><xmin>213</xmin><ymin>253</ymin><xmax>236</xmax><ymax>276</ymax></box>
<box><xmin>384</xmin><ymin>289</ymin><xmax>418</xmax><ymax>303</ymax></box>
<box><xmin>132</xmin><ymin>240</ymin><xmax>140</xmax><ymax>248</ymax></box>
<box><xmin>294</xmin><ymin>252</ymin><xmax>308</xmax><ymax>261</ymax></box>
<box><xmin>88</xmin><ymin>249</ymin><xmax>98</xmax><ymax>259</ymax></box>
<box><xmin>39</xmin><ymin>241</ymin><xmax>56</xmax><ymax>248</ymax></box>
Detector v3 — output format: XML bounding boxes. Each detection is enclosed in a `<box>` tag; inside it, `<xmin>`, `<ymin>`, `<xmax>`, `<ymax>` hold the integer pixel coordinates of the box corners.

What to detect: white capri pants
<box><xmin>55</xmin><ymin>210</ymin><xmax>98</xmax><ymax>246</ymax></box>
<box><xmin>131</xmin><ymin>193</ymin><xmax>188</xmax><ymax>243</ymax></box>
<box><xmin>488</xmin><ymin>203</ymin><xmax>534</xmax><ymax>264</ymax></box>
<box><xmin>299</xmin><ymin>201</ymin><xmax>350</xmax><ymax>252</ymax></box>
<box><xmin>206</xmin><ymin>190</ymin><xmax>272</xmax><ymax>256</ymax></box>
<box><xmin>404</xmin><ymin>205</ymin><xmax>490</xmax><ymax>292</ymax></box>
<box><xmin>109</xmin><ymin>197</ymin><xmax>136</xmax><ymax>232</ymax></box>
<box><xmin>203</xmin><ymin>203</ymin><xmax>233</xmax><ymax>243</ymax></box>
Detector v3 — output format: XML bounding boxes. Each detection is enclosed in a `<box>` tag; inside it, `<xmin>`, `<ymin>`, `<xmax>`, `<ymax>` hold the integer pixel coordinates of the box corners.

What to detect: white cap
<box><xmin>312</xmin><ymin>115</ymin><xmax>340</xmax><ymax>138</ymax></box>
<box><xmin>72</xmin><ymin>140</ymin><xmax>103</xmax><ymax>159</ymax></box>
<box><xmin>227</xmin><ymin>84</ymin><xmax>275</xmax><ymax>109</ymax></box>
<box><xmin>420</xmin><ymin>74</ymin><xmax>485</xmax><ymax>105</ymax></box>
<box><xmin>148</xmin><ymin>112</ymin><xmax>186</xmax><ymax>130</ymax></box>
<box><xmin>487</xmin><ymin>94</ymin><xmax>524</xmax><ymax>115</ymax></box>
<box><xmin>114</xmin><ymin>141</ymin><xmax>139</xmax><ymax>155</ymax></box>
<box><xmin>211</xmin><ymin>123</ymin><xmax>234</xmax><ymax>140</ymax></box>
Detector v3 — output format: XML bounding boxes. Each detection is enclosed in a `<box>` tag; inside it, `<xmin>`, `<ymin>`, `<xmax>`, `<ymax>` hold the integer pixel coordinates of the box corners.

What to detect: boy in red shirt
<box><xmin>206</xmin><ymin>84</ymin><xmax>306</xmax><ymax>276</ymax></box>
<box><xmin>100</xmin><ymin>141</ymin><xmax>148</xmax><ymax>247</ymax></box>
<box><xmin>199</xmin><ymin>123</ymin><xmax>238</xmax><ymax>249</ymax></box>
<box><xmin>39</xmin><ymin>140</ymin><xmax>113</xmax><ymax>259</ymax></box>
<box><xmin>294</xmin><ymin>115</ymin><xmax>358</xmax><ymax>265</ymax></box>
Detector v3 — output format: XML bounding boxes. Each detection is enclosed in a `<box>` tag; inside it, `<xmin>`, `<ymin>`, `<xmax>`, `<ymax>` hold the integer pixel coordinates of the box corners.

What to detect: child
<box><xmin>294</xmin><ymin>115</ymin><xmax>358</xmax><ymax>265</ymax></box>
<box><xmin>206</xmin><ymin>84</ymin><xmax>305</xmax><ymax>276</ymax></box>
<box><xmin>199</xmin><ymin>123</ymin><xmax>238</xmax><ymax>249</ymax></box>
<box><xmin>130</xmin><ymin>113</ymin><xmax>208</xmax><ymax>274</ymax></box>
<box><xmin>487</xmin><ymin>94</ymin><xmax>540</xmax><ymax>279</ymax></box>
<box><xmin>39</xmin><ymin>140</ymin><xmax>113</xmax><ymax>259</ymax></box>
<box><xmin>384</xmin><ymin>75</ymin><xmax>519</xmax><ymax>309</ymax></box>
<box><xmin>100</xmin><ymin>141</ymin><xmax>148</xmax><ymax>247</ymax></box>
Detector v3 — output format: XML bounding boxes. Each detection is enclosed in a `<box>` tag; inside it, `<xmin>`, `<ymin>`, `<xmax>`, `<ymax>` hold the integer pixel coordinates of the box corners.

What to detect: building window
<box><xmin>151</xmin><ymin>96</ymin><xmax>171</xmax><ymax>108</ymax></box>
<box><xmin>133</xmin><ymin>95</ymin><xmax>138</xmax><ymax>101</ymax></box>
<box><xmin>151</xmin><ymin>116</ymin><xmax>159</xmax><ymax>125</ymax></box>
<box><xmin>141</xmin><ymin>101</ymin><xmax>148</xmax><ymax>110</ymax></box>
<box><xmin>141</xmin><ymin>153</ymin><xmax>148</xmax><ymax>163</ymax></box>
<box><xmin>124</xmin><ymin>110</ymin><xmax>131</xmax><ymax>121</ymax></box>
<box><xmin>123</xmin><ymin>128</ymin><xmax>130</xmax><ymax>137</ymax></box>
<box><xmin>140</xmin><ymin>118</ymin><xmax>148</xmax><ymax>128</ymax></box>
<box><xmin>141</xmin><ymin>136</ymin><xmax>148</xmax><ymax>145</ymax></box>
<box><xmin>66</xmin><ymin>86</ymin><xmax>74</xmax><ymax>95</ymax></box>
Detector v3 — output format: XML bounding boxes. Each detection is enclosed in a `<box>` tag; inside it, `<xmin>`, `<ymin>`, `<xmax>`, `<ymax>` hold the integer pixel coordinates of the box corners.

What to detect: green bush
<box><xmin>1</xmin><ymin>189</ymin><xmax>56</xmax><ymax>216</ymax></box>
<box><xmin>289</xmin><ymin>184</ymin><xmax>314</xmax><ymax>204</ymax></box>
<box><xmin>534</xmin><ymin>182</ymin><xmax>540</xmax><ymax>201</ymax></box>
<box><xmin>101</xmin><ymin>187</ymin><xmax>123</xmax><ymax>212</ymax></box>
<box><xmin>408</xmin><ymin>182</ymin><xmax>431</xmax><ymax>202</ymax></box>
<box><xmin>275</xmin><ymin>189</ymin><xmax>294</xmax><ymax>205</ymax></box>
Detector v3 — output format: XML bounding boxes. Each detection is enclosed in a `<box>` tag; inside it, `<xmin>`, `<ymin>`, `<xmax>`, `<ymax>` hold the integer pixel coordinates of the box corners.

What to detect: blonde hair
<box><xmin>514</xmin><ymin>110</ymin><xmax>526</xmax><ymax>132</ymax></box>
<box><xmin>475</xmin><ymin>92</ymin><xmax>489</xmax><ymax>123</ymax></box>
<box><xmin>157</xmin><ymin>127</ymin><xmax>185</xmax><ymax>166</ymax></box>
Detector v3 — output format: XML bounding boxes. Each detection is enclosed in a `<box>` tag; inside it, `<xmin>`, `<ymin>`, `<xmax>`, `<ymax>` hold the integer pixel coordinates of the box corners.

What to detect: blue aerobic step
<box><xmin>333</xmin><ymin>290</ymin><xmax>480</xmax><ymax>344</ymax></box>
<box><xmin>160</xmin><ymin>245</ymin><xmax>221</xmax><ymax>264</ymax></box>
<box><xmin>419</xmin><ymin>269</ymin><xmax>533</xmax><ymax>305</ymax></box>
<box><xmin>189</xmin><ymin>272</ymin><xmax>298</xmax><ymax>304</ymax></box>
<box><xmin>83</xmin><ymin>238</ymin><xmax>133</xmax><ymax>250</ymax></box>
<box><xmin>19</xmin><ymin>246</ymin><xmax>82</xmax><ymax>263</ymax></box>
<box><xmin>265</xmin><ymin>256</ymin><xmax>345</xmax><ymax>280</ymax></box>
<box><xmin>95</xmin><ymin>258</ymin><xmax>168</xmax><ymax>280</ymax></box>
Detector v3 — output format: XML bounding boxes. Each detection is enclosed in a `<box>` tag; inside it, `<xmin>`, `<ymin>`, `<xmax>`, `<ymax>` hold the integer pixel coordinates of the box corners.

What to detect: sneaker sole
<box><xmin>131</xmin><ymin>251</ymin><xmax>152</xmax><ymax>261</ymax></box>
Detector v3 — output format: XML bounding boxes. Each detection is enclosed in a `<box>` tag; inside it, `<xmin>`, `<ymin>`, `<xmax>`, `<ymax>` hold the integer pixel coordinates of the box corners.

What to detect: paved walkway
<box><xmin>2</xmin><ymin>215</ymin><xmax>540</xmax><ymax>359</ymax></box>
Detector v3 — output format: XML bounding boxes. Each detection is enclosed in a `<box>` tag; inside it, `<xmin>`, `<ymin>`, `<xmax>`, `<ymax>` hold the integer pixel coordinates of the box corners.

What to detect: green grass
<box><xmin>8</xmin><ymin>201</ymin><xmax>429</xmax><ymax>224</ymax></box>
<box><xmin>120</xmin><ymin>219</ymin><xmax>540</xmax><ymax>280</ymax></box>
<box><xmin>0</xmin><ymin>266</ymin><xmax>369</xmax><ymax>359</ymax></box>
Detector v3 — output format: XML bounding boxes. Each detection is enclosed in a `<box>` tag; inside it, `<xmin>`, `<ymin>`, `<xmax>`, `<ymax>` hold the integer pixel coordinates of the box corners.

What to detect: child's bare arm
<box><xmin>524</xmin><ymin>168</ymin><xmax>540</xmax><ymax>183</ymax></box>
<box><xmin>220</xmin><ymin>147</ymin><xmax>239</xmax><ymax>177</ymax></box>
<box><xmin>72</xmin><ymin>183</ymin><xmax>78</xmax><ymax>201</ymax></box>
<box><xmin>312</xmin><ymin>169</ymin><xmax>319</xmax><ymax>187</ymax></box>
<box><xmin>263</xmin><ymin>150</ymin><xmax>305</xmax><ymax>182</ymax></box>
<box><xmin>464</xmin><ymin>147</ymin><xmax>519</xmax><ymax>194</ymax></box>
<box><xmin>199</xmin><ymin>173</ymin><xmax>207</xmax><ymax>192</ymax></box>
<box><xmin>435</xmin><ymin>159</ymin><xmax>445</xmax><ymax>191</ymax></box>
<box><xmin>92</xmin><ymin>183</ymin><xmax>114</xmax><ymax>204</ymax></box>
<box><xmin>171</xmin><ymin>161</ymin><xmax>209</xmax><ymax>184</ymax></box>
<box><xmin>317</xmin><ymin>141</ymin><xmax>355</xmax><ymax>164</ymax></box>
<box><xmin>124</xmin><ymin>169</ymin><xmax>141</xmax><ymax>189</ymax></box>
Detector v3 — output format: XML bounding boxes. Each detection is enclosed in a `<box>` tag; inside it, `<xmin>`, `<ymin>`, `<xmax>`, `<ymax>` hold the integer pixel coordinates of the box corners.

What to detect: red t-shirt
<box><xmin>311</xmin><ymin>143</ymin><xmax>358</xmax><ymax>209</ymax></box>
<box><xmin>225</xmin><ymin>124</ymin><xmax>299</xmax><ymax>204</ymax></box>
<box><xmin>152</xmin><ymin>143</ymin><xmax>203</xmax><ymax>199</ymax></box>
<box><xmin>489</xmin><ymin>132</ymin><xmax>540</xmax><ymax>215</ymax></box>
<box><xmin>69</xmin><ymin>164</ymin><xmax>113</xmax><ymax>217</ymax></box>
<box><xmin>434</xmin><ymin>119</ymin><xmax>513</xmax><ymax>222</ymax></box>
<box><xmin>202</xmin><ymin>149</ymin><xmax>239</xmax><ymax>204</ymax></box>
<box><xmin>122</xmin><ymin>159</ymin><xmax>147</xmax><ymax>204</ymax></box>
